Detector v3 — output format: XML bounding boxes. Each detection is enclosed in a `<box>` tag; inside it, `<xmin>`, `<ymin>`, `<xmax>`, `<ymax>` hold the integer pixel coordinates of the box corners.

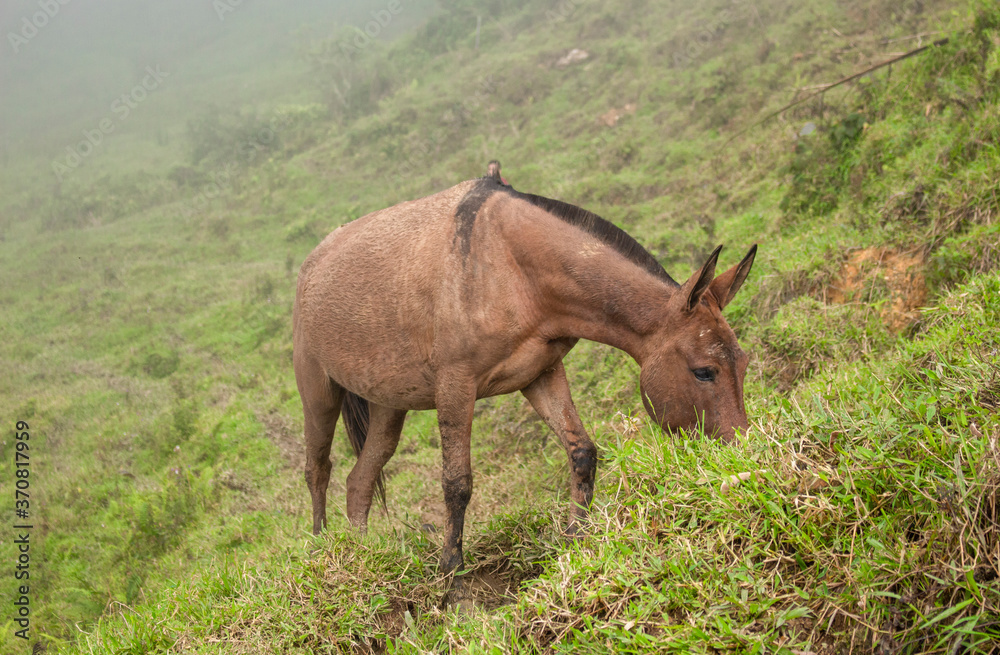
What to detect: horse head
<box><xmin>639</xmin><ymin>245</ymin><xmax>757</xmax><ymax>442</ymax></box>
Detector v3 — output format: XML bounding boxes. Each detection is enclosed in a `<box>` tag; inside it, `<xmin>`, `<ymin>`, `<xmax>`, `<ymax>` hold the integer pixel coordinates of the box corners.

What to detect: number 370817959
<box><xmin>15</xmin><ymin>421</ymin><xmax>30</xmax><ymax>516</ymax></box>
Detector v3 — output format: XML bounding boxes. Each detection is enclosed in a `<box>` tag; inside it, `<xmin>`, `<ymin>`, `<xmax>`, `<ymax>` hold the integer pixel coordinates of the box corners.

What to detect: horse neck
<box><xmin>516</xmin><ymin>223</ymin><xmax>674</xmax><ymax>364</ymax></box>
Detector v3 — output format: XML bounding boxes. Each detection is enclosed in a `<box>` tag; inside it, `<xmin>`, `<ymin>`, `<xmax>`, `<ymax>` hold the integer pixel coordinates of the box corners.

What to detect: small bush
<box><xmin>186</xmin><ymin>108</ymin><xmax>283</xmax><ymax>168</ymax></box>
<box><xmin>780</xmin><ymin>112</ymin><xmax>868</xmax><ymax>219</ymax></box>
<box><xmin>759</xmin><ymin>296</ymin><xmax>895</xmax><ymax>386</ymax></box>
<box><xmin>139</xmin><ymin>350</ymin><xmax>180</xmax><ymax>379</ymax></box>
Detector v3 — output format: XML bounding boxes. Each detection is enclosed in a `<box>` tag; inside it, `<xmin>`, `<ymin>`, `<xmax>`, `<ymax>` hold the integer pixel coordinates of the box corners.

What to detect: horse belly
<box><xmin>361</xmin><ymin>382</ymin><xmax>437</xmax><ymax>411</ymax></box>
<box><xmin>477</xmin><ymin>338</ymin><xmax>574</xmax><ymax>398</ymax></box>
<box><xmin>316</xmin><ymin>335</ymin><xmax>437</xmax><ymax>410</ymax></box>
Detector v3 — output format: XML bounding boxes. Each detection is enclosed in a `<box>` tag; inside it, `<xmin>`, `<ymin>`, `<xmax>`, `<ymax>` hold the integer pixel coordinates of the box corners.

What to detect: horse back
<box><xmin>293</xmin><ymin>180</ymin><xmax>553</xmax><ymax>408</ymax></box>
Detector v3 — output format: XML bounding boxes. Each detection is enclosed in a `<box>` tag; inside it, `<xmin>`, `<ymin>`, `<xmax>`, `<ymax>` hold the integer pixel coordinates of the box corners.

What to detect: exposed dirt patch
<box><xmin>823</xmin><ymin>246</ymin><xmax>927</xmax><ymax>332</ymax></box>
<box><xmin>980</xmin><ymin>386</ymin><xmax>1000</xmax><ymax>412</ymax></box>
<box><xmin>390</xmin><ymin>459</ymin><xmax>514</xmax><ymax>533</ymax></box>
<box><xmin>598</xmin><ymin>102</ymin><xmax>637</xmax><ymax>127</ymax></box>
<box><xmin>259</xmin><ymin>410</ymin><xmax>304</xmax><ymax>471</ymax></box>
<box><xmin>974</xmin><ymin>462</ymin><xmax>1000</xmax><ymax>570</ymax></box>
<box><xmin>443</xmin><ymin>568</ymin><xmax>517</xmax><ymax>612</ymax></box>
<box><xmin>416</xmin><ymin>494</ymin><xmax>447</xmax><ymax>529</ymax></box>
<box><xmin>374</xmin><ymin>598</ymin><xmax>413</xmax><ymax>649</ymax></box>
<box><xmin>217</xmin><ymin>468</ymin><xmax>256</xmax><ymax>494</ymax></box>
<box><xmin>977</xmin><ymin>359</ymin><xmax>1000</xmax><ymax>413</ymax></box>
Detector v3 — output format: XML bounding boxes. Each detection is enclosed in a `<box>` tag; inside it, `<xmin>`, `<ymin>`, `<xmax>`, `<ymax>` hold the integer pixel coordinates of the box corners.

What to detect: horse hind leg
<box><xmin>344</xmin><ymin>399</ymin><xmax>407</xmax><ymax>530</ymax></box>
<box><xmin>294</xmin><ymin>352</ymin><xmax>344</xmax><ymax>535</ymax></box>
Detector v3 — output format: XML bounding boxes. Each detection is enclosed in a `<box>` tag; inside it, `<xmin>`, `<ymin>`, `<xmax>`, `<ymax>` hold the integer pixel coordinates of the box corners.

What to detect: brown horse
<box><xmin>293</xmin><ymin>173</ymin><xmax>756</xmax><ymax>573</ymax></box>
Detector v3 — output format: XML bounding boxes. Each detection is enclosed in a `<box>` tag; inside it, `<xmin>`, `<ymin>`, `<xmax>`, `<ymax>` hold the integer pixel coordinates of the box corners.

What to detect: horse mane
<box><xmin>495</xmin><ymin>180</ymin><xmax>678</xmax><ymax>287</ymax></box>
<box><xmin>456</xmin><ymin>177</ymin><xmax>678</xmax><ymax>286</ymax></box>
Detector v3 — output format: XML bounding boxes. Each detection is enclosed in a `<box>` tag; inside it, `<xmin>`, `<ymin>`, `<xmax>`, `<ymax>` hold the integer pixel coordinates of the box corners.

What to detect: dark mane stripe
<box><xmin>455</xmin><ymin>178</ymin><xmax>678</xmax><ymax>286</ymax></box>
<box><xmin>510</xmin><ymin>188</ymin><xmax>678</xmax><ymax>287</ymax></box>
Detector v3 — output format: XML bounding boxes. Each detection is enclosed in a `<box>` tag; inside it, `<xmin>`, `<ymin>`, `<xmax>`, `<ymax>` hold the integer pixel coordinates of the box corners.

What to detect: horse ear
<box><xmin>681</xmin><ymin>245</ymin><xmax>723</xmax><ymax>312</ymax></box>
<box><xmin>709</xmin><ymin>244</ymin><xmax>757</xmax><ymax>310</ymax></box>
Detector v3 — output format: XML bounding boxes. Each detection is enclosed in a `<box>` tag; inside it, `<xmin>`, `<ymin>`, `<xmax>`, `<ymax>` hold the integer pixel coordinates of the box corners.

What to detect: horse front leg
<box><xmin>435</xmin><ymin>380</ymin><xmax>477</xmax><ymax>573</ymax></box>
<box><xmin>521</xmin><ymin>360</ymin><xmax>596</xmax><ymax>534</ymax></box>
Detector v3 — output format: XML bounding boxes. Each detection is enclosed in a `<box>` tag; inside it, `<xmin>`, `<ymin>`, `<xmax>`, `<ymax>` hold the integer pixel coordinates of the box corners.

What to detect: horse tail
<box><xmin>341</xmin><ymin>391</ymin><xmax>387</xmax><ymax>512</ymax></box>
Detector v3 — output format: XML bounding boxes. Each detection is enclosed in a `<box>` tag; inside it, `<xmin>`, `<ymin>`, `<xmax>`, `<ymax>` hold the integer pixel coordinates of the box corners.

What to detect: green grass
<box><xmin>58</xmin><ymin>273</ymin><xmax>1000</xmax><ymax>653</ymax></box>
<box><xmin>1</xmin><ymin>0</ymin><xmax>999</xmax><ymax>652</ymax></box>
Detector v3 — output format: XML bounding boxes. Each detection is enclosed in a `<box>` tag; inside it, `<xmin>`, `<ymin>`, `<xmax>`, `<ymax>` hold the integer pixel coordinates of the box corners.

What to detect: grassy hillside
<box><xmin>1</xmin><ymin>0</ymin><xmax>998</xmax><ymax>652</ymax></box>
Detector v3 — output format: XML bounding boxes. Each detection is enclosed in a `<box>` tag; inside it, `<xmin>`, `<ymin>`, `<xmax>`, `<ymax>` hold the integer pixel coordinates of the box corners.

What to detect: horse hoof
<box><xmin>441</xmin><ymin>574</ymin><xmax>473</xmax><ymax>611</ymax></box>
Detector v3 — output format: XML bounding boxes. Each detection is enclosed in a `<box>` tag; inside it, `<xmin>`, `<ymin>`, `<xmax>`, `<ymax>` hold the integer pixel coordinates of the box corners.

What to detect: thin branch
<box><xmin>880</xmin><ymin>31</ymin><xmax>949</xmax><ymax>45</ymax></box>
<box><xmin>717</xmin><ymin>37</ymin><xmax>950</xmax><ymax>152</ymax></box>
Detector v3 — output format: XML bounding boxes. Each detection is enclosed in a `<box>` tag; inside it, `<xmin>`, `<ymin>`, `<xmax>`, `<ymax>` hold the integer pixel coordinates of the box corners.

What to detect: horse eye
<box><xmin>693</xmin><ymin>368</ymin><xmax>716</xmax><ymax>382</ymax></box>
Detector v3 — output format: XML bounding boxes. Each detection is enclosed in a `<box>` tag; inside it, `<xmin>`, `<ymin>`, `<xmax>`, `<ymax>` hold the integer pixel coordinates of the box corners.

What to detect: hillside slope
<box><xmin>0</xmin><ymin>0</ymin><xmax>998</xmax><ymax>652</ymax></box>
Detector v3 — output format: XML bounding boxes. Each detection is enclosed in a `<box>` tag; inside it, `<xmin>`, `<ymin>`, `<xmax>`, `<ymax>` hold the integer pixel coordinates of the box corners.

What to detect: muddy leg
<box><xmin>436</xmin><ymin>382</ymin><xmax>476</xmax><ymax>573</ymax></box>
<box><xmin>346</xmin><ymin>404</ymin><xmax>407</xmax><ymax>529</ymax></box>
<box><xmin>521</xmin><ymin>361</ymin><xmax>596</xmax><ymax>534</ymax></box>
<box><xmin>294</xmin><ymin>353</ymin><xmax>344</xmax><ymax>535</ymax></box>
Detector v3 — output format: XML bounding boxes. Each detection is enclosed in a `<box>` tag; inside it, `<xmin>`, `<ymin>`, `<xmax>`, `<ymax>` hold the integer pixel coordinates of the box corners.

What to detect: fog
<box><xmin>0</xmin><ymin>0</ymin><xmax>437</xmax><ymax>157</ymax></box>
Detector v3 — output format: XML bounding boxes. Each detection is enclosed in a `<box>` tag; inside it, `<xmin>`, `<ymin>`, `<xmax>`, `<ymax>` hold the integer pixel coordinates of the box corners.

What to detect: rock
<box><xmin>556</xmin><ymin>48</ymin><xmax>589</xmax><ymax>68</ymax></box>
